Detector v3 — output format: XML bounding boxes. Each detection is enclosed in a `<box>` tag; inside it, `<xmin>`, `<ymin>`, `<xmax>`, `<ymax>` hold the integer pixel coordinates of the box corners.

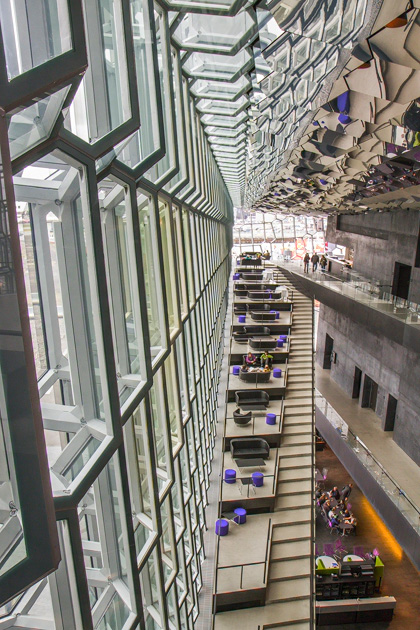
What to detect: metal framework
<box><xmin>0</xmin><ymin>1</ymin><xmax>233</xmax><ymax>628</ymax></box>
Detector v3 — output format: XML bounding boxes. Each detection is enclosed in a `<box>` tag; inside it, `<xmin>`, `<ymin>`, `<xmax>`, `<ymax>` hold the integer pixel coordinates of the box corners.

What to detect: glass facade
<box><xmin>0</xmin><ymin>1</ymin><xmax>232</xmax><ymax>627</ymax></box>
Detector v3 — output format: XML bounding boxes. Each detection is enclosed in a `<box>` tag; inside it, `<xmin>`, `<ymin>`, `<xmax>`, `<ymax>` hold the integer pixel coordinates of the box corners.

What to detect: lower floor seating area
<box><xmin>315</xmin><ymin>443</ymin><xmax>420</xmax><ymax>629</ymax></box>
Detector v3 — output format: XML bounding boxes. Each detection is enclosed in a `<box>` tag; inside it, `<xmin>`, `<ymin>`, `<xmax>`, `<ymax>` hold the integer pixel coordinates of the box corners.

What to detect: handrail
<box><xmin>315</xmin><ymin>390</ymin><xmax>420</xmax><ymax>530</ymax></box>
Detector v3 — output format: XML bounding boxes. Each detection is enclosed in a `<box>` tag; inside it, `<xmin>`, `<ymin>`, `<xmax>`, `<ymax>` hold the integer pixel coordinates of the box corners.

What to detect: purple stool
<box><xmin>275</xmin><ymin>311</ymin><xmax>280</xmax><ymax>319</ymax></box>
<box><xmin>238</xmin><ymin>315</ymin><xmax>246</xmax><ymax>323</ymax></box>
<box><xmin>215</xmin><ymin>519</ymin><xmax>229</xmax><ymax>536</ymax></box>
<box><xmin>234</xmin><ymin>508</ymin><xmax>247</xmax><ymax>524</ymax></box>
<box><xmin>266</xmin><ymin>413</ymin><xmax>276</xmax><ymax>425</ymax></box>
<box><xmin>273</xmin><ymin>367</ymin><xmax>282</xmax><ymax>378</ymax></box>
<box><xmin>252</xmin><ymin>472</ymin><xmax>264</xmax><ymax>487</ymax></box>
<box><xmin>224</xmin><ymin>469</ymin><xmax>236</xmax><ymax>484</ymax></box>
<box><xmin>276</xmin><ymin>339</ymin><xmax>284</xmax><ymax>348</ymax></box>
<box><xmin>232</xmin><ymin>365</ymin><xmax>240</xmax><ymax>375</ymax></box>
<box><xmin>279</xmin><ymin>334</ymin><xmax>287</xmax><ymax>341</ymax></box>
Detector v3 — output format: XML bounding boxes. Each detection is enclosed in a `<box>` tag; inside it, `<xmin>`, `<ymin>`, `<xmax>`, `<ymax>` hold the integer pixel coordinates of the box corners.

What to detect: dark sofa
<box><xmin>239</xmin><ymin>369</ymin><xmax>271</xmax><ymax>384</ymax></box>
<box><xmin>242</xmin><ymin>273</ymin><xmax>263</xmax><ymax>281</ymax></box>
<box><xmin>235</xmin><ymin>390</ymin><xmax>270</xmax><ymax>410</ymax></box>
<box><xmin>230</xmin><ymin>437</ymin><xmax>270</xmax><ymax>460</ymax></box>
<box><xmin>233</xmin><ymin>326</ymin><xmax>271</xmax><ymax>343</ymax></box>
<box><xmin>248</xmin><ymin>337</ymin><xmax>277</xmax><ymax>350</ymax></box>
<box><xmin>251</xmin><ymin>311</ymin><xmax>276</xmax><ymax>322</ymax></box>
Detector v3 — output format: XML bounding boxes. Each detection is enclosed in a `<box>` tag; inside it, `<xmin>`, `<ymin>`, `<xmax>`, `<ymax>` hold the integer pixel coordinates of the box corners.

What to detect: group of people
<box><xmin>317</xmin><ymin>483</ymin><xmax>357</xmax><ymax>535</ymax></box>
<box><xmin>243</xmin><ymin>351</ymin><xmax>273</xmax><ymax>370</ymax></box>
<box><xmin>303</xmin><ymin>252</ymin><xmax>327</xmax><ymax>273</ymax></box>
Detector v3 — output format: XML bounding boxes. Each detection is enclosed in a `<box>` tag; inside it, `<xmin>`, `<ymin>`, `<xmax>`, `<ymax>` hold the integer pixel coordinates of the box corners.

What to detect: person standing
<box><xmin>311</xmin><ymin>252</ymin><xmax>319</xmax><ymax>272</ymax></box>
<box><xmin>303</xmin><ymin>252</ymin><xmax>310</xmax><ymax>273</ymax></box>
<box><xmin>340</xmin><ymin>483</ymin><xmax>353</xmax><ymax>501</ymax></box>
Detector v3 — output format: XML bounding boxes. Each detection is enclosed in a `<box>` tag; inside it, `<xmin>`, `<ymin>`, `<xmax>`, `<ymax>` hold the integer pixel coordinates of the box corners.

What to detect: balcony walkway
<box><xmin>315</xmin><ymin>367</ymin><xmax>420</xmax><ymax>512</ymax></box>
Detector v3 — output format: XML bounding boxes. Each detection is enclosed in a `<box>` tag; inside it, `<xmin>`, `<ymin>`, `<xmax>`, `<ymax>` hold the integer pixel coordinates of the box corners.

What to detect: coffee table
<box><xmin>234</xmin><ymin>457</ymin><xmax>266</xmax><ymax>471</ymax></box>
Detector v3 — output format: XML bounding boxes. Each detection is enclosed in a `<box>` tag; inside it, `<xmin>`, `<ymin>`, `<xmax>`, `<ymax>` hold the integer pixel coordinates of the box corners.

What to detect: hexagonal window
<box><xmin>172</xmin><ymin>10</ymin><xmax>255</xmax><ymax>54</ymax></box>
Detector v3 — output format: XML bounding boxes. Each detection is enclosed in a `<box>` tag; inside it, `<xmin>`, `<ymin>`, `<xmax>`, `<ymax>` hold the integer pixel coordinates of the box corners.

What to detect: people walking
<box><xmin>311</xmin><ymin>252</ymin><xmax>319</xmax><ymax>272</ymax></box>
<box><xmin>303</xmin><ymin>252</ymin><xmax>310</xmax><ymax>273</ymax></box>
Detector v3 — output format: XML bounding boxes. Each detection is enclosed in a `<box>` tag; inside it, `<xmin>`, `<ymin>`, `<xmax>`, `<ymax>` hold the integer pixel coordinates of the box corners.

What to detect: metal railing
<box><xmin>315</xmin><ymin>390</ymin><xmax>420</xmax><ymax>533</ymax></box>
<box><xmin>274</xmin><ymin>257</ymin><xmax>420</xmax><ymax>329</ymax></box>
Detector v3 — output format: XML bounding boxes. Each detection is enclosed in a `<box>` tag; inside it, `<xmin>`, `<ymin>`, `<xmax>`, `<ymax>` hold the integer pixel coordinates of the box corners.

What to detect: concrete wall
<box><xmin>316</xmin><ymin>303</ymin><xmax>420</xmax><ymax>466</ymax></box>
<box><xmin>326</xmin><ymin>210</ymin><xmax>420</xmax><ymax>302</ymax></box>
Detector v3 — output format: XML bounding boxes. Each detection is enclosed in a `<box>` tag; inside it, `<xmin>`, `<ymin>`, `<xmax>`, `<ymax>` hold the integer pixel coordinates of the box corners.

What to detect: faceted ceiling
<box><xmin>173</xmin><ymin>0</ymin><xmax>420</xmax><ymax>214</ymax></box>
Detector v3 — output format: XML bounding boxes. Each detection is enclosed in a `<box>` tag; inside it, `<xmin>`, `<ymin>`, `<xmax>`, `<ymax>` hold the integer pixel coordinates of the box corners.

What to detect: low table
<box><xmin>234</xmin><ymin>457</ymin><xmax>266</xmax><ymax>471</ymax></box>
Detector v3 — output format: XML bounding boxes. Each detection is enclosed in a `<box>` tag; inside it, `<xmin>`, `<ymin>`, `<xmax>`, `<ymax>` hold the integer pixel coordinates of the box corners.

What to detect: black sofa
<box><xmin>233</xmin><ymin>326</ymin><xmax>271</xmax><ymax>343</ymax></box>
<box><xmin>248</xmin><ymin>290</ymin><xmax>272</xmax><ymax>300</ymax></box>
<box><xmin>233</xmin><ymin>304</ymin><xmax>248</xmax><ymax>314</ymax></box>
<box><xmin>248</xmin><ymin>337</ymin><xmax>277</xmax><ymax>350</ymax></box>
<box><xmin>246</xmin><ymin>303</ymin><xmax>271</xmax><ymax>312</ymax></box>
<box><xmin>240</xmin><ymin>258</ymin><xmax>262</xmax><ymax>266</ymax></box>
<box><xmin>242</xmin><ymin>273</ymin><xmax>263</xmax><ymax>281</ymax></box>
<box><xmin>230</xmin><ymin>437</ymin><xmax>270</xmax><ymax>460</ymax></box>
<box><xmin>251</xmin><ymin>311</ymin><xmax>276</xmax><ymax>322</ymax></box>
<box><xmin>235</xmin><ymin>390</ymin><xmax>270</xmax><ymax>410</ymax></box>
<box><xmin>239</xmin><ymin>369</ymin><xmax>271</xmax><ymax>384</ymax></box>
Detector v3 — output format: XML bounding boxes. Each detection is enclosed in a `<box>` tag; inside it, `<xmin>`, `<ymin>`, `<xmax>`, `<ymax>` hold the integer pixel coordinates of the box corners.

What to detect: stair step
<box><xmin>271</xmin><ymin>506</ymin><xmax>312</xmax><ymax>524</ymax></box>
<box><xmin>277</xmin><ymin>444</ymin><xmax>312</xmax><ymax>457</ymax></box>
<box><xmin>283</xmin><ymin>424</ymin><xmax>313</xmax><ymax>435</ymax></box>
<box><xmin>274</xmin><ymin>493</ymin><xmax>312</xmax><ymax>511</ymax></box>
<box><xmin>282</xmin><ymin>435</ymin><xmax>313</xmax><ymax>448</ymax></box>
<box><xmin>266</xmin><ymin>577</ymin><xmax>311</xmax><ymax>604</ymax></box>
<box><xmin>277</xmin><ymin>479</ymin><xmax>312</xmax><ymax>495</ymax></box>
<box><xmin>269</xmin><ymin>558</ymin><xmax>311</xmax><ymax>582</ymax></box>
<box><xmin>278</xmin><ymin>467</ymin><xmax>312</xmax><ymax>481</ymax></box>
<box><xmin>279</xmin><ymin>455</ymin><xmax>312</xmax><ymax>468</ymax></box>
<box><xmin>270</xmin><ymin>538</ymin><xmax>311</xmax><ymax>560</ymax></box>
<box><xmin>283</xmin><ymin>415</ymin><xmax>313</xmax><ymax>425</ymax></box>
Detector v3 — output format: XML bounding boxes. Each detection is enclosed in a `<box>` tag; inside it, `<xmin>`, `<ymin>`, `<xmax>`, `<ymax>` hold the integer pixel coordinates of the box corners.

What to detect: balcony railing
<box><xmin>315</xmin><ymin>389</ymin><xmax>420</xmax><ymax>534</ymax></box>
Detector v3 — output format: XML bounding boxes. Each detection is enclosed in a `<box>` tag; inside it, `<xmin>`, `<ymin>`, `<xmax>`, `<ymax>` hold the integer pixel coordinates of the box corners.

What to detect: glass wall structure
<box><xmin>0</xmin><ymin>1</ymin><xmax>232</xmax><ymax>628</ymax></box>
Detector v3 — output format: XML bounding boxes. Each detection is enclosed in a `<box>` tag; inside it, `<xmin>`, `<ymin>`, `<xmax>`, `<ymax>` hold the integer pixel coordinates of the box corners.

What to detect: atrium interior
<box><xmin>1</xmin><ymin>0</ymin><xmax>420</xmax><ymax>629</ymax></box>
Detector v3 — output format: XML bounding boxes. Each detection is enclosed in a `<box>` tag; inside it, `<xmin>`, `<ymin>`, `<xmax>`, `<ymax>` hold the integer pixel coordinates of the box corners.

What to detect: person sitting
<box><xmin>245</xmin><ymin>352</ymin><xmax>257</xmax><ymax>366</ymax></box>
<box><xmin>329</xmin><ymin>486</ymin><xmax>340</xmax><ymax>500</ymax></box>
<box><xmin>241</xmin><ymin>363</ymin><xmax>249</xmax><ymax>372</ymax></box>
<box><xmin>322</xmin><ymin>500</ymin><xmax>331</xmax><ymax>518</ymax></box>
<box><xmin>260</xmin><ymin>351</ymin><xmax>273</xmax><ymax>368</ymax></box>
<box><xmin>329</xmin><ymin>515</ymin><xmax>340</xmax><ymax>528</ymax></box>
<box><xmin>344</xmin><ymin>513</ymin><xmax>357</xmax><ymax>526</ymax></box>
<box><xmin>328</xmin><ymin>507</ymin><xmax>337</xmax><ymax>520</ymax></box>
<box><xmin>263</xmin><ymin>364</ymin><xmax>271</xmax><ymax>373</ymax></box>
<box><xmin>318</xmin><ymin>492</ymin><xmax>328</xmax><ymax>506</ymax></box>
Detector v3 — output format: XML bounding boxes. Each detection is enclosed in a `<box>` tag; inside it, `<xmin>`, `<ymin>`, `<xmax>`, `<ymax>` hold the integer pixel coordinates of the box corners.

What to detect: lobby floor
<box><xmin>316</xmin><ymin>445</ymin><xmax>420</xmax><ymax>629</ymax></box>
<box><xmin>315</xmin><ymin>366</ymin><xmax>420</xmax><ymax>511</ymax></box>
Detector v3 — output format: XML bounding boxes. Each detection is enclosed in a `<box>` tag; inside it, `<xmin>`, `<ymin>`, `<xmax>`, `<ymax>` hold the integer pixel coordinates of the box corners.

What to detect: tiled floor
<box><xmin>316</xmin><ymin>445</ymin><xmax>420</xmax><ymax>630</ymax></box>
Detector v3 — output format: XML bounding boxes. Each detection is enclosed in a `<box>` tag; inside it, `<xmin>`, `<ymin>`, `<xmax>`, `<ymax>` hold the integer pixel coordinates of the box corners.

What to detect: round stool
<box><xmin>276</xmin><ymin>339</ymin><xmax>284</xmax><ymax>348</ymax></box>
<box><xmin>275</xmin><ymin>311</ymin><xmax>280</xmax><ymax>319</ymax></box>
<box><xmin>232</xmin><ymin>365</ymin><xmax>240</xmax><ymax>376</ymax></box>
<box><xmin>266</xmin><ymin>413</ymin><xmax>276</xmax><ymax>425</ymax></box>
<box><xmin>234</xmin><ymin>508</ymin><xmax>247</xmax><ymax>525</ymax></box>
<box><xmin>273</xmin><ymin>367</ymin><xmax>282</xmax><ymax>378</ymax></box>
<box><xmin>224</xmin><ymin>469</ymin><xmax>236</xmax><ymax>484</ymax></box>
<box><xmin>238</xmin><ymin>315</ymin><xmax>246</xmax><ymax>323</ymax></box>
<box><xmin>215</xmin><ymin>519</ymin><xmax>229</xmax><ymax>536</ymax></box>
<box><xmin>252</xmin><ymin>472</ymin><xmax>264</xmax><ymax>488</ymax></box>
<box><xmin>279</xmin><ymin>334</ymin><xmax>287</xmax><ymax>341</ymax></box>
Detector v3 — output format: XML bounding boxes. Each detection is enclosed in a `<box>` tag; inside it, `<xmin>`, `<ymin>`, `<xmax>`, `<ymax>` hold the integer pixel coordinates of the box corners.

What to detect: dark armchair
<box><xmin>233</xmin><ymin>409</ymin><xmax>252</xmax><ymax>426</ymax></box>
<box><xmin>230</xmin><ymin>437</ymin><xmax>270</xmax><ymax>460</ymax></box>
<box><xmin>235</xmin><ymin>390</ymin><xmax>270</xmax><ymax>410</ymax></box>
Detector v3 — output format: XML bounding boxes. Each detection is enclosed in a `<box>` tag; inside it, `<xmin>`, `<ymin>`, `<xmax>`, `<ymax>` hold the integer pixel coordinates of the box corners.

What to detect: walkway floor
<box><xmin>316</xmin><ymin>445</ymin><xmax>420</xmax><ymax>630</ymax></box>
<box><xmin>315</xmin><ymin>366</ymin><xmax>420</xmax><ymax>510</ymax></box>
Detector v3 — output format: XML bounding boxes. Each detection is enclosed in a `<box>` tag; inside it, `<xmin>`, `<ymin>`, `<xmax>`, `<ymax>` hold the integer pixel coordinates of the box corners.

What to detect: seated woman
<box><xmin>344</xmin><ymin>513</ymin><xmax>357</xmax><ymax>526</ymax></box>
<box><xmin>241</xmin><ymin>363</ymin><xmax>249</xmax><ymax>372</ymax></box>
<box><xmin>245</xmin><ymin>352</ymin><xmax>258</xmax><ymax>366</ymax></box>
<box><xmin>263</xmin><ymin>365</ymin><xmax>271</xmax><ymax>373</ymax></box>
